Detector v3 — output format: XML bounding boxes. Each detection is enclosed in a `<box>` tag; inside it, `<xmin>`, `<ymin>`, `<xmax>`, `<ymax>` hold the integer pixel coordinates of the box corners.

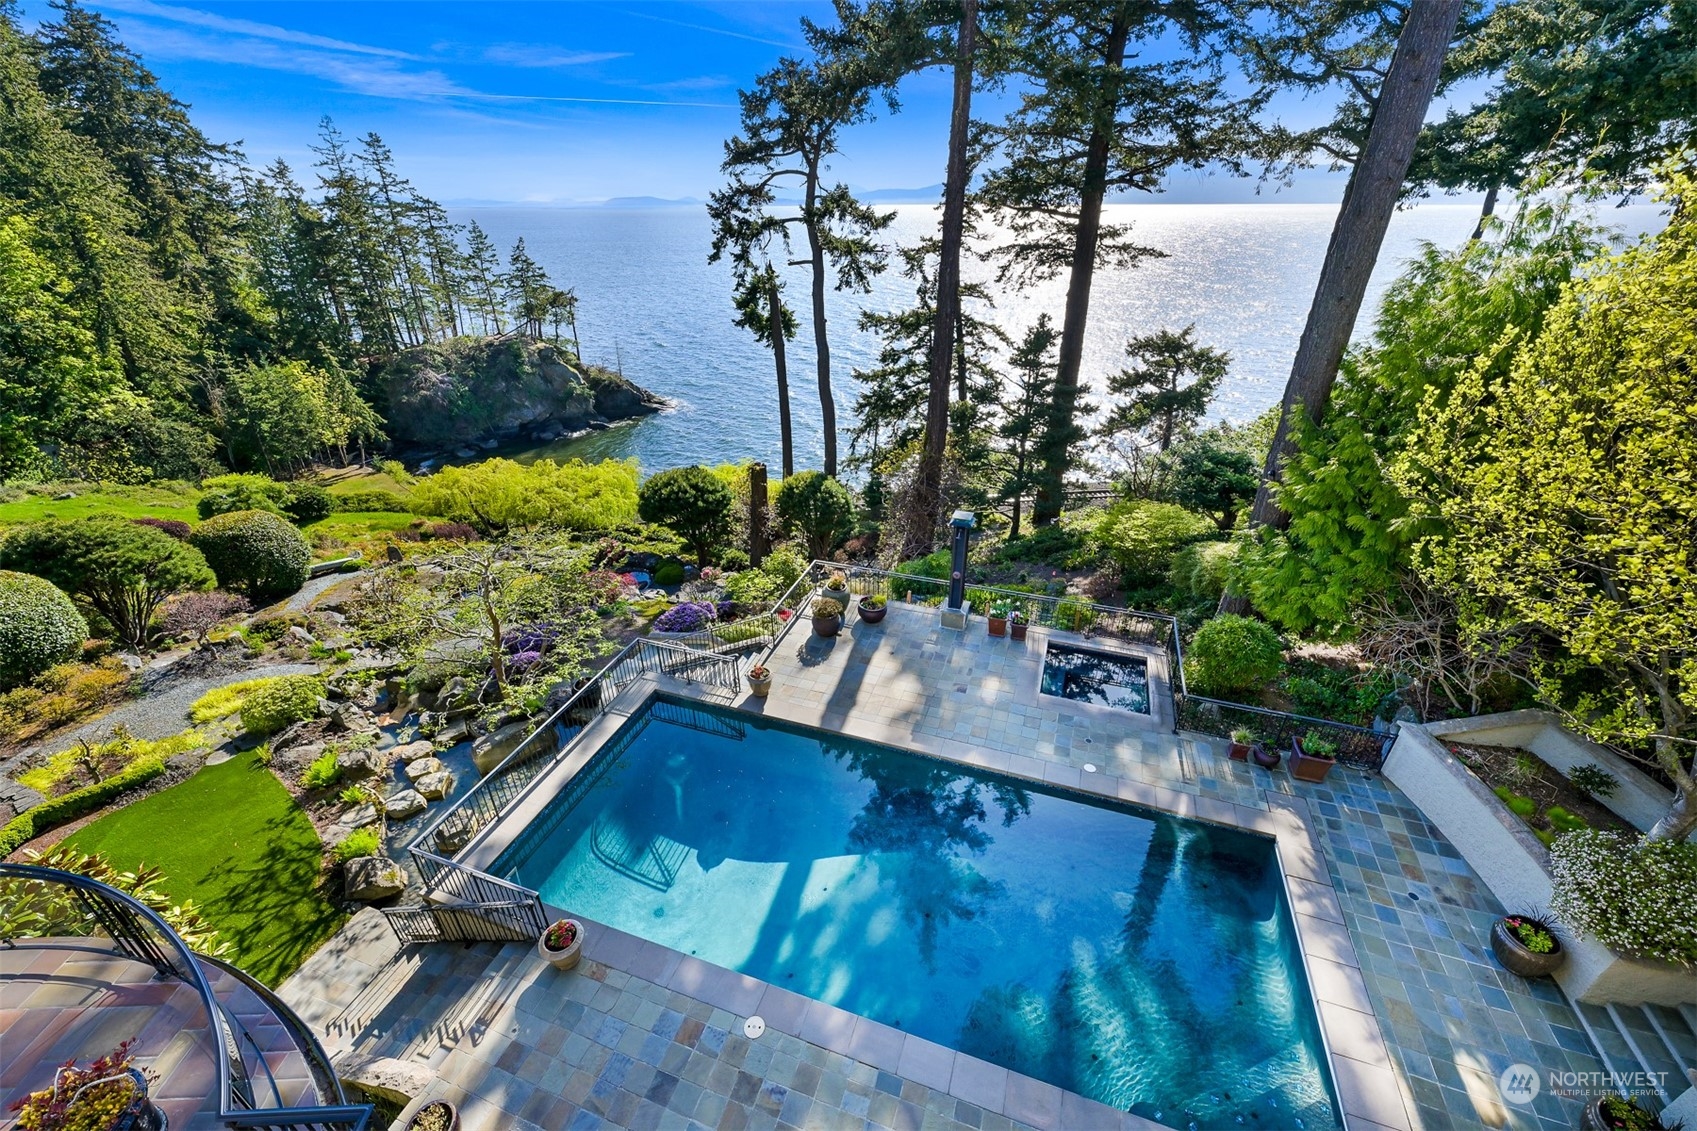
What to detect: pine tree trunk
<box><xmin>910</xmin><ymin>0</ymin><xmax>978</xmax><ymax>556</ymax></box>
<box><xmin>1241</xmin><ymin>0</ymin><xmax>1464</xmax><ymax>540</ymax></box>
<box><xmin>1469</xmin><ymin>182</ymin><xmax>1500</xmax><ymax>241</ymax></box>
<box><xmin>804</xmin><ymin>175</ymin><xmax>837</xmax><ymax>478</ymax></box>
<box><xmin>1649</xmin><ymin>785</ymin><xmax>1697</xmax><ymax>842</ymax></box>
<box><xmin>1033</xmin><ymin>5</ymin><xmax>1132</xmax><ymax>526</ymax></box>
<box><xmin>768</xmin><ymin>275</ymin><xmax>795</xmax><ymax>479</ymax></box>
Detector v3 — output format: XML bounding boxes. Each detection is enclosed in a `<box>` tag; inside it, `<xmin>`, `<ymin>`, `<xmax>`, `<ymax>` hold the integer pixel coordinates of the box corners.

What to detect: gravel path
<box><xmin>7</xmin><ymin>659</ymin><xmax>322</xmax><ymax>766</ymax></box>
<box><xmin>276</xmin><ymin>572</ymin><xmax>353</xmax><ymax>614</ymax></box>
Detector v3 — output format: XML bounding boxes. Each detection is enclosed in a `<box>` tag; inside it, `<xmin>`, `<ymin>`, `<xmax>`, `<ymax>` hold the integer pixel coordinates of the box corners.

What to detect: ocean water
<box><xmin>498</xmin><ymin>696</ymin><xmax>1340</xmax><ymax>1130</ymax></box>
<box><xmin>455</xmin><ymin>201</ymin><xmax>1662</xmax><ymax>473</ymax></box>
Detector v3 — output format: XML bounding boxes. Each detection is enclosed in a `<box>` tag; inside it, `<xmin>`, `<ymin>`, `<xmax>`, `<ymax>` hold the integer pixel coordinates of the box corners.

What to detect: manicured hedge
<box><xmin>190</xmin><ymin>509</ymin><xmax>311</xmax><ymax>596</ymax></box>
<box><xmin>333</xmin><ymin>489</ymin><xmax>411</xmax><ymax>513</ymax></box>
<box><xmin>0</xmin><ymin>756</ymin><xmax>167</xmax><ymax>856</ymax></box>
<box><xmin>239</xmin><ymin>675</ymin><xmax>325</xmax><ymax>735</ymax></box>
<box><xmin>0</xmin><ymin>571</ymin><xmax>87</xmax><ymax>689</ymax></box>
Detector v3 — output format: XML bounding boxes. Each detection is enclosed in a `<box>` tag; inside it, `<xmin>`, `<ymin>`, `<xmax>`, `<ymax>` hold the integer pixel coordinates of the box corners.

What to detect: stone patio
<box><xmin>282</xmin><ymin>600</ymin><xmax>1619</xmax><ymax>1131</ymax></box>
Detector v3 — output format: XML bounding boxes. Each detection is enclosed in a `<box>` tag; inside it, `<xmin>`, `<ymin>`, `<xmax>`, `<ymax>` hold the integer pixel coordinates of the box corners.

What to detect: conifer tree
<box><xmin>1099</xmin><ymin>326</ymin><xmax>1229</xmax><ymax>454</ymax></box>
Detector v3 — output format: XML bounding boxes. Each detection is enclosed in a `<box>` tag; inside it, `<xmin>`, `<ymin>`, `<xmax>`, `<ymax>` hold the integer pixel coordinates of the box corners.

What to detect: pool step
<box><xmin>1169</xmin><ymin>1044</ymin><xmax>1334</xmax><ymax>1128</ymax></box>
<box><xmin>1573</xmin><ymin>1000</ymin><xmax>1697</xmax><ymax>1112</ymax></box>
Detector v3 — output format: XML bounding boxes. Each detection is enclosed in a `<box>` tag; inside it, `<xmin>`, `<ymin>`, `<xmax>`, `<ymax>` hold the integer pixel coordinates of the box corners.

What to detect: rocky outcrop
<box><xmin>344</xmin><ymin>856</ymin><xmax>407</xmax><ymax>901</ymax></box>
<box><xmin>375</xmin><ymin>335</ymin><xmax>664</xmax><ymax>453</ymax></box>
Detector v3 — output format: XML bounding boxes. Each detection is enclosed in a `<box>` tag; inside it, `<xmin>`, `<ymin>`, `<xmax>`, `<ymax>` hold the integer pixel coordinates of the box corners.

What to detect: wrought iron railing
<box><xmin>1173</xmin><ymin>695</ymin><xmax>1393</xmax><ymax>772</ymax></box>
<box><xmin>0</xmin><ymin>864</ymin><xmax>371</xmax><ymax>1130</ymax></box>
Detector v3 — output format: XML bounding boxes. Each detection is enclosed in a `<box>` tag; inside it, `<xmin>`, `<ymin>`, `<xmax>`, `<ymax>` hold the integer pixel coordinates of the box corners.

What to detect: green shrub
<box><xmin>1170</xmin><ymin>541</ymin><xmax>1239</xmax><ymax>601</ymax></box>
<box><xmin>18</xmin><ymin>729</ymin><xmax>202</xmax><ymax>793</ymax></box>
<box><xmin>332</xmin><ymin>489</ymin><xmax>411</xmax><ymax>513</ymax></box>
<box><xmin>281</xmin><ymin>483</ymin><xmax>334</xmax><ymax>524</ymax></box>
<box><xmin>760</xmin><ymin>546</ymin><xmax>809</xmax><ymax>593</ymax></box>
<box><xmin>1184</xmin><ymin>614</ymin><xmax>1284</xmax><ymax>697</ymax></box>
<box><xmin>333</xmin><ymin>827</ymin><xmax>381</xmax><ymax>862</ymax></box>
<box><xmin>723</xmin><ymin>569</ymin><xmax>780</xmax><ymax>606</ymax></box>
<box><xmin>638</xmin><ymin>466</ymin><xmax>734</xmax><ymax>565</ymax></box>
<box><xmin>0</xmin><ymin>755</ymin><xmax>167</xmax><ymax>855</ymax></box>
<box><xmin>1493</xmin><ymin>787</ymin><xmax>1538</xmax><ymax>818</ymax></box>
<box><xmin>898</xmin><ymin>550</ymin><xmax>952</xmax><ymax>580</ymax></box>
<box><xmin>1053</xmin><ymin>597</ymin><xmax>1097</xmax><ymax>631</ymax></box>
<box><xmin>239</xmin><ymin>675</ymin><xmax>325</xmax><ymax>736</ymax></box>
<box><xmin>1567</xmin><ymin>763</ymin><xmax>1620</xmax><ymax>799</ymax></box>
<box><xmin>1551</xmin><ymin>830</ymin><xmax>1697</xmax><ymax>967</ymax></box>
<box><xmin>774</xmin><ymin>471</ymin><xmax>856</xmax><ymax>560</ymax></box>
<box><xmin>719</xmin><ymin>548</ymin><xmax>750</xmax><ymax>571</ymax></box>
<box><xmin>191</xmin><ymin>675</ymin><xmax>296</xmax><ymax>724</ymax></box>
<box><xmin>197</xmin><ymin>473</ymin><xmax>291</xmax><ymax>519</ymax></box>
<box><xmin>191</xmin><ymin>510</ymin><xmax>311</xmax><ymax>596</ymax></box>
<box><xmin>1093</xmin><ymin>500</ymin><xmax>1216</xmax><ymax>586</ymax></box>
<box><xmin>653</xmin><ymin>561</ymin><xmax>686</xmax><ymax>586</ymax></box>
<box><xmin>0</xmin><ymin>571</ymin><xmax>88</xmax><ymax>689</ymax></box>
<box><xmin>995</xmin><ymin>521</ymin><xmax>1102</xmax><ymax>571</ymax></box>
<box><xmin>302</xmin><ymin>749</ymin><xmax>340</xmax><ymax>789</ymax></box>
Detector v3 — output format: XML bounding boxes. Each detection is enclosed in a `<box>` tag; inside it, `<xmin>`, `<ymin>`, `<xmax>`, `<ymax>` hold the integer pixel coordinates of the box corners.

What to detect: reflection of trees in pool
<box><xmin>1041</xmin><ymin>649</ymin><xmax>1150</xmax><ymax>712</ymax></box>
<box><xmin>953</xmin><ymin>822</ymin><xmax>1318</xmax><ymax>1127</ymax></box>
<box><xmin>825</xmin><ymin>740</ymin><xmax>1032</xmax><ymax>966</ymax></box>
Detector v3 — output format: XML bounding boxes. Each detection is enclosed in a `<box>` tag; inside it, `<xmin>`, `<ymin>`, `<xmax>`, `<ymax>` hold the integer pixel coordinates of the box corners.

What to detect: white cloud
<box><xmin>483</xmin><ymin>44</ymin><xmax>632</xmax><ymax>68</ymax></box>
<box><xmin>97</xmin><ymin>0</ymin><xmax>419</xmax><ymax>59</ymax></box>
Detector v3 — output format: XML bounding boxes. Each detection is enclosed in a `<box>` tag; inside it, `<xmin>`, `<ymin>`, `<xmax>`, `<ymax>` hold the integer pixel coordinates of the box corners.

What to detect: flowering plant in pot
<box><xmin>1290</xmin><ymin>730</ymin><xmax>1339</xmax><ymax>782</ymax></box>
<box><xmin>987</xmin><ymin>601</ymin><xmax>1010</xmax><ymax>638</ymax></box>
<box><xmin>857</xmin><ymin>594</ymin><xmax>887</xmax><ymax>625</ymax></box>
<box><xmin>811</xmin><ymin>598</ymin><xmax>844</xmax><ymax>638</ymax></box>
<box><xmin>746</xmin><ymin>663</ymin><xmax>772</xmax><ymax>698</ymax></box>
<box><xmin>1008</xmin><ymin>610</ymin><xmax>1028</xmax><ymax>641</ymax></box>
<box><xmin>9</xmin><ymin>1039</ymin><xmax>162</xmax><ymax>1131</ymax></box>
<box><xmin>537</xmin><ymin>918</ymin><xmax>584</xmax><ymax>970</ymax></box>
<box><xmin>1581</xmin><ymin>1094</ymin><xmax>1677</xmax><ymax>1131</ymax></box>
<box><xmin>1490</xmin><ymin>913</ymin><xmax>1564</xmax><ymax>978</ymax></box>
<box><xmin>823</xmin><ymin>570</ymin><xmax>849</xmax><ymax>596</ymax></box>
<box><xmin>406</xmin><ymin>1099</ymin><xmax>460</xmax><ymax>1131</ymax></box>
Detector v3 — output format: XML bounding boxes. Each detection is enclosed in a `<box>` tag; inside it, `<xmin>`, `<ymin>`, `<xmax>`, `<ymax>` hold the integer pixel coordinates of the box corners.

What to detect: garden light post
<box><xmin>942</xmin><ymin>510</ymin><xmax>975</xmax><ymax>630</ymax></box>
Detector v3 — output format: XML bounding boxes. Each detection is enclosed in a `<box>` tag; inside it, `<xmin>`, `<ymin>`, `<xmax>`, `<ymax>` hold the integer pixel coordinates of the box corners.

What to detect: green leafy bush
<box><xmin>17</xmin><ymin>729</ymin><xmax>202</xmax><ymax>794</ymax></box>
<box><xmin>332</xmin><ymin>489</ymin><xmax>411</xmax><ymax>513</ymax></box>
<box><xmin>1093</xmin><ymin>500</ymin><xmax>1216</xmax><ymax>586</ymax></box>
<box><xmin>191</xmin><ymin>675</ymin><xmax>297</xmax><ymax>723</ymax></box>
<box><xmin>197</xmin><ymin>473</ymin><xmax>291</xmax><ymax>519</ymax></box>
<box><xmin>239</xmin><ymin>675</ymin><xmax>325</xmax><ymax>736</ymax></box>
<box><xmin>898</xmin><ymin>550</ymin><xmax>952</xmax><ymax>580</ymax></box>
<box><xmin>281</xmin><ymin>483</ymin><xmax>334</xmax><ymax>523</ymax></box>
<box><xmin>654</xmin><ymin>561</ymin><xmax>686</xmax><ymax>586</ymax></box>
<box><xmin>333</xmin><ymin>827</ymin><xmax>381</xmax><ymax>862</ymax></box>
<box><xmin>302</xmin><ymin>749</ymin><xmax>341</xmax><ymax>789</ymax></box>
<box><xmin>1169</xmin><ymin>541</ymin><xmax>1239</xmax><ymax>602</ymax></box>
<box><xmin>774</xmin><ymin>471</ymin><xmax>856</xmax><ymax>560</ymax></box>
<box><xmin>190</xmin><ymin>509</ymin><xmax>311</xmax><ymax>596</ymax></box>
<box><xmin>638</xmin><ymin>465</ymin><xmax>734</xmax><ymax>565</ymax></box>
<box><xmin>1279</xmin><ymin>662</ymin><xmax>1398</xmax><ymax>727</ymax></box>
<box><xmin>760</xmin><ymin>546</ymin><xmax>808</xmax><ymax>593</ymax></box>
<box><xmin>0</xmin><ymin>755</ymin><xmax>167</xmax><ymax>856</ymax></box>
<box><xmin>1053</xmin><ymin>598</ymin><xmax>1097</xmax><ymax>631</ymax></box>
<box><xmin>0</xmin><ymin>571</ymin><xmax>88</xmax><ymax>689</ymax></box>
<box><xmin>719</xmin><ymin>548</ymin><xmax>750</xmax><ymax>571</ymax></box>
<box><xmin>723</xmin><ymin>569</ymin><xmax>780</xmax><ymax>606</ymax></box>
<box><xmin>995</xmin><ymin>521</ymin><xmax>1102</xmax><ymax>571</ymax></box>
<box><xmin>412</xmin><ymin>457</ymin><xmax>639</xmax><ymax>534</ymax></box>
<box><xmin>1184</xmin><ymin>615</ymin><xmax>1284</xmax><ymax>697</ymax></box>
<box><xmin>1567</xmin><ymin>763</ymin><xmax>1620</xmax><ymax>799</ymax></box>
<box><xmin>1550</xmin><ymin>830</ymin><xmax>1697</xmax><ymax>967</ymax></box>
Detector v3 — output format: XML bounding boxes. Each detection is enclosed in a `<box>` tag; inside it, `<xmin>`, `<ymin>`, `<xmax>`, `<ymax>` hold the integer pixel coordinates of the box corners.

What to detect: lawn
<box><xmin>0</xmin><ymin>483</ymin><xmax>201</xmax><ymax>528</ymax></box>
<box><xmin>65</xmin><ymin>749</ymin><xmax>346</xmax><ymax>986</ymax></box>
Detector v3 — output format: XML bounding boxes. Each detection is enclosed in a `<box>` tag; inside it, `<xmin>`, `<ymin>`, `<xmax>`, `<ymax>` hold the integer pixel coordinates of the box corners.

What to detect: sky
<box><xmin>13</xmin><ymin>0</ymin><xmax>1455</xmax><ymax>205</ymax></box>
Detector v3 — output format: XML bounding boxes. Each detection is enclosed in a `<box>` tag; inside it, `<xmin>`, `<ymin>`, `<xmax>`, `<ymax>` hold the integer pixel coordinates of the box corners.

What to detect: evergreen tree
<box><xmin>504</xmin><ymin>239</ymin><xmax>553</xmax><ymax>337</ymax></box>
<box><xmin>462</xmin><ymin>221</ymin><xmax>507</xmax><ymax>335</ymax></box>
<box><xmin>1099</xmin><ymin>325</ymin><xmax>1229</xmax><ymax>454</ymax></box>
<box><xmin>992</xmin><ymin>315</ymin><xmax>1067</xmax><ymax>540</ymax></box>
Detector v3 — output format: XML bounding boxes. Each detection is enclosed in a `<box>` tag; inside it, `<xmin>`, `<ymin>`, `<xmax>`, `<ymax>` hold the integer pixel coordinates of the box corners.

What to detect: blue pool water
<box><xmin>1040</xmin><ymin>643</ymin><xmax>1152</xmax><ymax>714</ymax></box>
<box><xmin>497</xmin><ymin>697</ymin><xmax>1340</xmax><ymax>1130</ymax></box>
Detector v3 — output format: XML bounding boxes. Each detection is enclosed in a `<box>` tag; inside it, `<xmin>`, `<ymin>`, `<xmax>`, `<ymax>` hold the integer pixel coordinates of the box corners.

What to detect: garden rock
<box><xmin>385</xmin><ymin>545</ymin><xmax>404</xmax><ymax>563</ymax></box>
<box><xmin>405</xmin><ymin>756</ymin><xmax>445</xmax><ymax>778</ymax></box>
<box><xmin>331</xmin><ymin>703</ymin><xmax>377</xmax><ymax>734</ymax></box>
<box><xmin>384</xmin><ymin>789</ymin><xmax>427</xmax><ymax>819</ymax></box>
<box><xmin>471</xmin><ymin>720</ymin><xmax>531</xmax><ymax>774</ymax></box>
<box><xmin>287</xmin><ymin>625</ymin><xmax>317</xmax><ymax>646</ymax></box>
<box><xmin>413</xmin><ymin>770</ymin><xmax>453</xmax><ymax>800</ymax></box>
<box><xmin>391</xmin><ymin>740</ymin><xmax>435</xmax><ymax>763</ymax></box>
<box><xmin>335</xmin><ymin>746</ymin><xmax>380</xmax><ymax>779</ymax></box>
<box><xmin>344</xmin><ymin>856</ymin><xmax>406</xmax><ymax>901</ymax></box>
<box><xmin>335</xmin><ymin>1055</ymin><xmax>434</xmax><ymax>1106</ymax></box>
<box><xmin>336</xmin><ymin>803</ymin><xmax>379</xmax><ymax>830</ymax></box>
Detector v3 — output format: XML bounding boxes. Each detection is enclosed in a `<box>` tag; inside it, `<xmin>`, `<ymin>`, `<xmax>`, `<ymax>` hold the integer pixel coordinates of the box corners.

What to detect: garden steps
<box><xmin>1573</xmin><ymin>1000</ymin><xmax>1697</xmax><ymax>1110</ymax></box>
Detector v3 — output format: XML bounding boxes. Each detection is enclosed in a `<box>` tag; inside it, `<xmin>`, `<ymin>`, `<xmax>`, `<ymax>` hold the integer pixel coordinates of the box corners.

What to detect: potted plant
<box><xmin>1290</xmin><ymin>730</ymin><xmax>1339</xmax><ymax>782</ymax></box>
<box><xmin>746</xmin><ymin>664</ymin><xmax>772</xmax><ymax>698</ymax></box>
<box><xmin>1490</xmin><ymin>913</ymin><xmax>1565</xmax><ymax>978</ymax></box>
<box><xmin>537</xmin><ymin>918</ymin><xmax>584</xmax><ymax>970</ymax></box>
<box><xmin>1009</xmin><ymin>610</ymin><xmax>1028</xmax><ymax>641</ymax></box>
<box><xmin>857</xmin><ymin>594</ymin><xmax>887</xmax><ymax>625</ymax></box>
<box><xmin>1228</xmin><ymin>728</ymin><xmax>1256</xmax><ymax>762</ymax></box>
<box><xmin>1252</xmin><ymin>741</ymin><xmax>1282</xmax><ymax>770</ymax></box>
<box><xmin>987</xmin><ymin>601</ymin><xmax>1010</xmax><ymax>638</ymax></box>
<box><xmin>811</xmin><ymin>598</ymin><xmax>844</xmax><ymax>638</ymax></box>
<box><xmin>8</xmin><ymin>1040</ymin><xmax>163</xmax><ymax>1131</ymax></box>
<box><xmin>1581</xmin><ymin>1094</ymin><xmax>1676</xmax><ymax>1131</ymax></box>
<box><xmin>823</xmin><ymin>570</ymin><xmax>850</xmax><ymax>598</ymax></box>
<box><xmin>406</xmin><ymin>1099</ymin><xmax>461</xmax><ymax>1131</ymax></box>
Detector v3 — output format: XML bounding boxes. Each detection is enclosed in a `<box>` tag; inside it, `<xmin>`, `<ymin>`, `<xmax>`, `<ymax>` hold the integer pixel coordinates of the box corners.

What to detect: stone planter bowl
<box><xmin>857</xmin><ymin>602</ymin><xmax>887</xmax><ymax>625</ymax></box>
<box><xmin>746</xmin><ymin>670</ymin><xmax>772</xmax><ymax>698</ymax></box>
<box><xmin>407</xmin><ymin>1099</ymin><xmax>461</xmax><ymax>1131</ymax></box>
<box><xmin>538</xmin><ymin>920</ymin><xmax>584</xmax><ymax>970</ymax></box>
<box><xmin>1491</xmin><ymin>916</ymin><xmax>1565</xmax><ymax>978</ymax></box>
<box><xmin>812</xmin><ymin>613</ymin><xmax>842</xmax><ymax>638</ymax></box>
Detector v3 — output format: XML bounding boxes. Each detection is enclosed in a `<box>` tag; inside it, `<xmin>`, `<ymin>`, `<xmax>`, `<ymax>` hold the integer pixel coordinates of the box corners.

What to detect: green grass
<box><xmin>64</xmin><ymin>748</ymin><xmax>346</xmax><ymax>986</ymax></box>
<box><xmin>302</xmin><ymin>511</ymin><xmax>420</xmax><ymax>536</ymax></box>
<box><xmin>188</xmin><ymin>677</ymin><xmax>287</xmax><ymax>724</ymax></box>
<box><xmin>0</xmin><ymin>484</ymin><xmax>200</xmax><ymax>528</ymax></box>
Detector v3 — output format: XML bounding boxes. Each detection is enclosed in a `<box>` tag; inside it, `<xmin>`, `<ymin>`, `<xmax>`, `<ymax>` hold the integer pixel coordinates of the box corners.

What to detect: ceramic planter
<box><xmin>1228</xmin><ymin>740</ymin><xmax>1252</xmax><ymax>762</ymax></box>
<box><xmin>811</xmin><ymin>613</ymin><xmax>842</xmax><ymax>638</ymax></box>
<box><xmin>746</xmin><ymin>670</ymin><xmax>772</xmax><ymax>698</ymax></box>
<box><xmin>538</xmin><ymin>920</ymin><xmax>584</xmax><ymax>970</ymax></box>
<box><xmin>407</xmin><ymin>1099</ymin><xmax>461</xmax><ymax>1131</ymax></box>
<box><xmin>1252</xmin><ymin>744</ymin><xmax>1282</xmax><ymax>770</ymax></box>
<box><xmin>857</xmin><ymin>602</ymin><xmax>887</xmax><ymax>624</ymax></box>
<box><xmin>1289</xmin><ymin>737</ymin><xmax>1337</xmax><ymax>782</ymax></box>
<box><xmin>1491</xmin><ymin>917</ymin><xmax>1565</xmax><ymax>978</ymax></box>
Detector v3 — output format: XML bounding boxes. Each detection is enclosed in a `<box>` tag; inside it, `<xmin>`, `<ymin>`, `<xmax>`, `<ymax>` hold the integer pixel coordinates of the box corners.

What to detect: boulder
<box><xmin>336</xmin><ymin>1055</ymin><xmax>435</xmax><ymax>1106</ymax></box>
<box><xmin>405</xmin><ymin>756</ymin><xmax>445</xmax><ymax>778</ymax></box>
<box><xmin>391</xmin><ymin>740</ymin><xmax>436</xmax><ymax>763</ymax></box>
<box><xmin>286</xmin><ymin>625</ymin><xmax>317</xmax><ymax>646</ymax></box>
<box><xmin>471</xmin><ymin>720</ymin><xmax>532</xmax><ymax>774</ymax></box>
<box><xmin>335</xmin><ymin>746</ymin><xmax>381</xmax><ymax>779</ymax></box>
<box><xmin>331</xmin><ymin>703</ymin><xmax>377</xmax><ymax>734</ymax></box>
<box><xmin>275</xmin><ymin>740</ymin><xmax>325</xmax><ymax>770</ymax></box>
<box><xmin>384</xmin><ymin>789</ymin><xmax>427</xmax><ymax>819</ymax></box>
<box><xmin>413</xmin><ymin>771</ymin><xmax>453</xmax><ymax>801</ymax></box>
<box><xmin>335</xmin><ymin>803</ymin><xmax>379</xmax><ymax>830</ymax></box>
<box><xmin>344</xmin><ymin>856</ymin><xmax>406</xmax><ymax>901</ymax></box>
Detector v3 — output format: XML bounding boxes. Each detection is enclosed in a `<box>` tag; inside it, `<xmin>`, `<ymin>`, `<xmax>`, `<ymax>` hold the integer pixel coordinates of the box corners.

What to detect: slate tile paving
<box><xmin>280</xmin><ymin>602</ymin><xmax>1616</xmax><ymax>1131</ymax></box>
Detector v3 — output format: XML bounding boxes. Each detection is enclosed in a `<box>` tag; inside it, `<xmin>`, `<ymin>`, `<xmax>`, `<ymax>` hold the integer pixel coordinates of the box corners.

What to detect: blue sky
<box><xmin>15</xmin><ymin>0</ymin><xmax>1401</xmax><ymax>204</ymax></box>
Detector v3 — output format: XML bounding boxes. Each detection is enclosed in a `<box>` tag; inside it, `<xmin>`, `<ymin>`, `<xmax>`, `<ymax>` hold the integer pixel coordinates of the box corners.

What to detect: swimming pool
<box><xmin>494</xmin><ymin>696</ymin><xmax>1340</xmax><ymax>1130</ymax></box>
<box><xmin>1039</xmin><ymin>642</ymin><xmax>1152</xmax><ymax>713</ymax></box>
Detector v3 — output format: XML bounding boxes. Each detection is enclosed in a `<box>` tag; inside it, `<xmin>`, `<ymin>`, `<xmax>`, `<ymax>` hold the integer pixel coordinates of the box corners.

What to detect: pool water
<box><xmin>496</xmin><ymin>697</ymin><xmax>1339</xmax><ymax>1130</ymax></box>
<box><xmin>1040</xmin><ymin>643</ymin><xmax>1152</xmax><ymax>713</ymax></box>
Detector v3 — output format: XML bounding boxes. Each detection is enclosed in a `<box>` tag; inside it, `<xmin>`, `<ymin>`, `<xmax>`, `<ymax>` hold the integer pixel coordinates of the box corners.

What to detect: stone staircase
<box><xmin>1572</xmin><ymin>1001</ymin><xmax>1697</xmax><ymax>1114</ymax></box>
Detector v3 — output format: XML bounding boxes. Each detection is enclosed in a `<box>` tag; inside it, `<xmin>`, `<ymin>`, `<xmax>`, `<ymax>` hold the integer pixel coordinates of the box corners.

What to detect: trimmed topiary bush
<box><xmin>638</xmin><ymin>465</ymin><xmax>734</xmax><ymax>565</ymax></box>
<box><xmin>775</xmin><ymin>471</ymin><xmax>856</xmax><ymax>560</ymax></box>
<box><xmin>197</xmin><ymin>473</ymin><xmax>292</xmax><ymax>519</ymax></box>
<box><xmin>238</xmin><ymin>674</ymin><xmax>325</xmax><ymax>736</ymax></box>
<box><xmin>0</xmin><ymin>571</ymin><xmax>89</xmax><ymax>689</ymax></box>
<box><xmin>1184</xmin><ymin>614</ymin><xmax>1284</xmax><ymax>697</ymax></box>
<box><xmin>191</xmin><ymin>510</ymin><xmax>311</xmax><ymax>596</ymax></box>
<box><xmin>653</xmin><ymin>561</ymin><xmax>686</xmax><ymax>586</ymax></box>
<box><xmin>281</xmin><ymin>483</ymin><xmax>334</xmax><ymax>524</ymax></box>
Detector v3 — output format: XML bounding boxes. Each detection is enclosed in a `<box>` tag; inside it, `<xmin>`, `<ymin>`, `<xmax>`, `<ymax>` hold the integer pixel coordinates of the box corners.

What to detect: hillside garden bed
<box><xmin>1447</xmin><ymin>741</ymin><xmax>1636</xmax><ymax>844</ymax></box>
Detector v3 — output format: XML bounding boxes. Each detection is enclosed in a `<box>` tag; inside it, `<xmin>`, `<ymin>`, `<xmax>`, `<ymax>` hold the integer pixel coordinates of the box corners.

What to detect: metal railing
<box><xmin>0</xmin><ymin>864</ymin><xmax>371</xmax><ymax>1130</ymax></box>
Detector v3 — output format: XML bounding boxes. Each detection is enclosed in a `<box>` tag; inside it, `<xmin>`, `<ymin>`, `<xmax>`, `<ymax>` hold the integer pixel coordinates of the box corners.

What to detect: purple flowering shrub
<box><xmin>653</xmin><ymin>602</ymin><xmax>717</xmax><ymax>633</ymax></box>
<box><xmin>503</xmin><ymin>622</ymin><xmax>560</xmax><ymax>655</ymax></box>
<box><xmin>508</xmin><ymin>650</ymin><xmax>545</xmax><ymax>673</ymax></box>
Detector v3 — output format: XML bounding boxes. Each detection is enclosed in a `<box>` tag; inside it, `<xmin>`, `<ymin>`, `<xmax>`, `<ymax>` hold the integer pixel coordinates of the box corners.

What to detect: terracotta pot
<box><xmin>1252</xmin><ymin>744</ymin><xmax>1282</xmax><ymax>770</ymax></box>
<box><xmin>407</xmin><ymin>1099</ymin><xmax>461</xmax><ymax>1131</ymax></box>
<box><xmin>1009</xmin><ymin>621</ymin><xmax>1028</xmax><ymax>641</ymax></box>
<box><xmin>987</xmin><ymin>616</ymin><xmax>1008</xmax><ymax>638</ymax></box>
<box><xmin>812</xmin><ymin>613</ymin><xmax>842</xmax><ymax>638</ymax></box>
<box><xmin>857</xmin><ymin>603</ymin><xmax>887</xmax><ymax>624</ymax></box>
<box><xmin>538</xmin><ymin>920</ymin><xmax>583</xmax><ymax>970</ymax></box>
<box><xmin>1491</xmin><ymin>917</ymin><xmax>1565</xmax><ymax>978</ymax></box>
<box><xmin>746</xmin><ymin>670</ymin><xmax>772</xmax><ymax>698</ymax></box>
<box><xmin>1289</xmin><ymin>737</ymin><xmax>1337</xmax><ymax>783</ymax></box>
<box><xmin>1228</xmin><ymin>741</ymin><xmax>1252</xmax><ymax>762</ymax></box>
